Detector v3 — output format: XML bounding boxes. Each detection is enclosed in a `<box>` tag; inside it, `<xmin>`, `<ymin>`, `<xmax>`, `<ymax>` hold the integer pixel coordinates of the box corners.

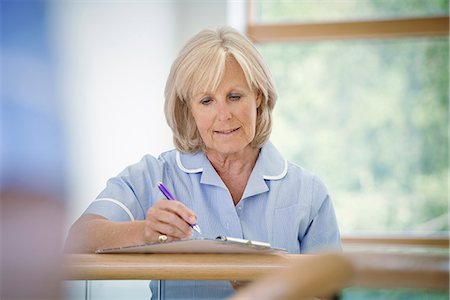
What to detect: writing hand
<box><xmin>144</xmin><ymin>199</ymin><xmax>197</xmax><ymax>243</ymax></box>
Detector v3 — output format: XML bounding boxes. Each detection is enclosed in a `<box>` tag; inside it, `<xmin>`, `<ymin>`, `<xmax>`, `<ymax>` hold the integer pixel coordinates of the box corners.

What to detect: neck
<box><xmin>206</xmin><ymin>146</ymin><xmax>261</xmax><ymax>205</ymax></box>
<box><xmin>206</xmin><ymin>147</ymin><xmax>260</xmax><ymax>176</ymax></box>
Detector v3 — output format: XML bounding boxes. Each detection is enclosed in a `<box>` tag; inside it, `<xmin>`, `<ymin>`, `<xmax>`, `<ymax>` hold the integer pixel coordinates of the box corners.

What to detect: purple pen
<box><xmin>157</xmin><ymin>181</ymin><xmax>202</xmax><ymax>234</ymax></box>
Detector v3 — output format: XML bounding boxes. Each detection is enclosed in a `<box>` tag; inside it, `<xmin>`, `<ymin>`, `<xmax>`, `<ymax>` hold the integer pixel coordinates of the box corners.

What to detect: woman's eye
<box><xmin>200</xmin><ymin>97</ymin><xmax>212</xmax><ymax>105</ymax></box>
<box><xmin>229</xmin><ymin>94</ymin><xmax>241</xmax><ymax>101</ymax></box>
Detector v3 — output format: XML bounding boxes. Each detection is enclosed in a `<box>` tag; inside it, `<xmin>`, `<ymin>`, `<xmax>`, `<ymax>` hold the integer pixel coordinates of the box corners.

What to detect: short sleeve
<box><xmin>300</xmin><ymin>176</ymin><xmax>342</xmax><ymax>253</ymax></box>
<box><xmin>84</xmin><ymin>155</ymin><xmax>164</xmax><ymax>222</ymax></box>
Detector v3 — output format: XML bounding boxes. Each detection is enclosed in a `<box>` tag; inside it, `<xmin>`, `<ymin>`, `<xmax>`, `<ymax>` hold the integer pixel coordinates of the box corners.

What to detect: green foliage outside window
<box><xmin>256</xmin><ymin>1</ymin><xmax>449</xmax><ymax>233</ymax></box>
<box><xmin>255</xmin><ymin>0</ymin><xmax>449</xmax><ymax>22</ymax></box>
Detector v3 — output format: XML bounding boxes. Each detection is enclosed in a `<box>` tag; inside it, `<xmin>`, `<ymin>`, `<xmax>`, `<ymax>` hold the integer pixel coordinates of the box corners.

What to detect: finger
<box><xmin>154</xmin><ymin>209</ymin><xmax>193</xmax><ymax>236</ymax></box>
<box><xmin>149</xmin><ymin>217</ymin><xmax>192</xmax><ymax>239</ymax></box>
<box><xmin>143</xmin><ymin>223</ymin><xmax>161</xmax><ymax>243</ymax></box>
<box><xmin>146</xmin><ymin>200</ymin><xmax>196</xmax><ymax>237</ymax></box>
<box><xmin>143</xmin><ymin>230</ymin><xmax>178</xmax><ymax>244</ymax></box>
<box><xmin>143</xmin><ymin>221</ymin><xmax>186</xmax><ymax>244</ymax></box>
<box><xmin>146</xmin><ymin>204</ymin><xmax>192</xmax><ymax>237</ymax></box>
<box><xmin>156</xmin><ymin>200</ymin><xmax>197</xmax><ymax>225</ymax></box>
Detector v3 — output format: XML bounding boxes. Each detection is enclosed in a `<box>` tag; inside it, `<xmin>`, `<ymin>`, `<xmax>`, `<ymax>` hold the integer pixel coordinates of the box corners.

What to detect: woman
<box><xmin>66</xmin><ymin>26</ymin><xmax>341</xmax><ymax>299</ymax></box>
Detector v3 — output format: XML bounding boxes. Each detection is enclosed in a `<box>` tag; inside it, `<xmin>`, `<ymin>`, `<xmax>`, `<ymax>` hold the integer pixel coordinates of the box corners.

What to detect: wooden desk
<box><xmin>64</xmin><ymin>253</ymin><xmax>295</xmax><ymax>281</ymax></box>
<box><xmin>65</xmin><ymin>252</ymin><xmax>449</xmax><ymax>291</ymax></box>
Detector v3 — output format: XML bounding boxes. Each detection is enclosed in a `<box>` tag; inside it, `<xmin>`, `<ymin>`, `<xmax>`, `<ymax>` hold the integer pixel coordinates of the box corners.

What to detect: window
<box><xmin>249</xmin><ymin>0</ymin><xmax>449</xmax><ymax>234</ymax></box>
<box><xmin>253</xmin><ymin>0</ymin><xmax>448</xmax><ymax>22</ymax></box>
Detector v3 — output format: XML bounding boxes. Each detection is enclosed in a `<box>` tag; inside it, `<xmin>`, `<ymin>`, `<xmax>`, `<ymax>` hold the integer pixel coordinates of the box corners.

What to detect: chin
<box><xmin>211</xmin><ymin>142</ymin><xmax>251</xmax><ymax>155</ymax></box>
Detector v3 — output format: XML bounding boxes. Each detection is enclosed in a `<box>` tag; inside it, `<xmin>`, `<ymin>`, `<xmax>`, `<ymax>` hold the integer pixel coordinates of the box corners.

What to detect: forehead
<box><xmin>222</xmin><ymin>57</ymin><xmax>247</xmax><ymax>82</ymax></box>
<box><xmin>191</xmin><ymin>56</ymin><xmax>251</xmax><ymax>98</ymax></box>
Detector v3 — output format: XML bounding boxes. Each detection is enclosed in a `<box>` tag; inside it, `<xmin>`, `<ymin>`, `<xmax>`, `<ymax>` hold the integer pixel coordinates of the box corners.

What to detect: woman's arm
<box><xmin>65</xmin><ymin>199</ymin><xmax>198</xmax><ymax>253</ymax></box>
<box><xmin>300</xmin><ymin>195</ymin><xmax>341</xmax><ymax>253</ymax></box>
<box><xmin>65</xmin><ymin>214</ymin><xmax>146</xmax><ymax>253</ymax></box>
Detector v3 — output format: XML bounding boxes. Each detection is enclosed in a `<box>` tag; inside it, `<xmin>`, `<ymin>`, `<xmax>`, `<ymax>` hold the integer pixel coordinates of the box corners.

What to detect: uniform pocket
<box><xmin>271</xmin><ymin>204</ymin><xmax>308</xmax><ymax>253</ymax></box>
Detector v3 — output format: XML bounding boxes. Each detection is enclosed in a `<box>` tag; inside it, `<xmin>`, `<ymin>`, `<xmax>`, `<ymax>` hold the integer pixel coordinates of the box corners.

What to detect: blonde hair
<box><xmin>164</xmin><ymin>26</ymin><xmax>277</xmax><ymax>153</ymax></box>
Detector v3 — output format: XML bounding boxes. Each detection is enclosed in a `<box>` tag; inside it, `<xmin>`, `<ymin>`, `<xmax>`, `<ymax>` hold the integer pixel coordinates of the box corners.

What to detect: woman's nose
<box><xmin>217</xmin><ymin>102</ymin><xmax>232</xmax><ymax>121</ymax></box>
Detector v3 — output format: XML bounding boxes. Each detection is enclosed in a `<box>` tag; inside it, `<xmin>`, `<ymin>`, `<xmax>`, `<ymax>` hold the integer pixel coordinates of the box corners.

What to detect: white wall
<box><xmin>175</xmin><ymin>0</ymin><xmax>227</xmax><ymax>48</ymax></box>
<box><xmin>50</xmin><ymin>0</ymin><xmax>235</xmax><ymax>228</ymax></box>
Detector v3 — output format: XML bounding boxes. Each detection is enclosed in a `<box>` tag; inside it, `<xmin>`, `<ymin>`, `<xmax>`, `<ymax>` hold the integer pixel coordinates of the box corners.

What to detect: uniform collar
<box><xmin>175</xmin><ymin>148</ymin><xmax>225</xmax><ymax>188</ymax></box>
<box><xmin>176</xmin><ymin>141</ymin><xmax>288</xmax><ymax>198</ymax></box>
<box><xmin>258</xmin><ymin>141</ymin><xmax>288</xmax><ymax>181</ymax></box>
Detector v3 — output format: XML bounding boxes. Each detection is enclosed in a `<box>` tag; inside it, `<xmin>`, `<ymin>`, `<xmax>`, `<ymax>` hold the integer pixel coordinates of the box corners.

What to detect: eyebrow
<box><xmin>193</xmin><ymin>85</ymin><xmax>250</xmax><ymax>98</ymax></box>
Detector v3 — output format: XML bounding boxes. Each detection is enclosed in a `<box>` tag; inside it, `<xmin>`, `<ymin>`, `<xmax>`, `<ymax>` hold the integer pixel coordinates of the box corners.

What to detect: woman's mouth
<box><xmin>214</xmin><ymin>127</ymin><xmax>240</xmax><ymax>135</ymax></box>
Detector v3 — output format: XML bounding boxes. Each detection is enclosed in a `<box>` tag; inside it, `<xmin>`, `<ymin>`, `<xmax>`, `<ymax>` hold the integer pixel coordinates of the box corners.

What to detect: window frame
<box><xmin>246</xmin><ymin>1</ymin><xmax>449</xmax><ymax>42</ymax></box>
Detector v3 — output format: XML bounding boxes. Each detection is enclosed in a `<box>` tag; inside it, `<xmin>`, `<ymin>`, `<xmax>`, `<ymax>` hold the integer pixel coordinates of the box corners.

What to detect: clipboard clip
<box><xmin>215</xmin><ymin>236</ymin><xmax>271</xmax><ymax>248</ymax></box>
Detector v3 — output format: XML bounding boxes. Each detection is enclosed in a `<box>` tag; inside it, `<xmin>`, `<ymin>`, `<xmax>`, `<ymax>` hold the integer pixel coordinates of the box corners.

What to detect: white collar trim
<box><xmin>263</xmin><ymin>158</ymin><xmax>288</xmax><ymax>180</ymax></box>
<box><xmin>176</xmin><ymin>151</ymin><xmax>203</xmax><ymax>173</ymax></box>
<box><xmin>176</xmin><ymin>149</ymin><xmax>288</xmax><ymax>180</ymax></box>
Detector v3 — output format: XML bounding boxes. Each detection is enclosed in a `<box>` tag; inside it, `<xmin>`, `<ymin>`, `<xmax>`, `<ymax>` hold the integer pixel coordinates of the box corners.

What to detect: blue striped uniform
<box><xmin>84</xmin><ymin>141</ymin><xmax>341</xmax><ymax>299</ymax></box>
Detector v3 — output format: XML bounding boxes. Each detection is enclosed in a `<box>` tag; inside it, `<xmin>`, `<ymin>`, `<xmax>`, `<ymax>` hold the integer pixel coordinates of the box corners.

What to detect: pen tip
<box><xmin>193</xmin><ymin>225</ymin><xmax>202</xmax><ymax>235</ymax></box>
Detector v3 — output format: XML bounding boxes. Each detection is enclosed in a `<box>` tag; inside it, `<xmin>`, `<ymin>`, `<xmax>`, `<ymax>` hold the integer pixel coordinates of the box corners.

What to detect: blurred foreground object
<box><xmin>230</xmin><ymin>253</ymin><xmax>353</xmax><ymax>300</ymax></box>
<box><xmin>231</xmin><ymin>252</ymin><xmax>449</xmax><ymax>300</ymax></box>
<box><xmin>1</xmin><ymin>1</ymin><xmax>66</xmax><ymax>299</ymax></box>
<box><xmin>1</xmin><ymin>191</ymin><xmax>65</xmax><ymax>299</ymax></box>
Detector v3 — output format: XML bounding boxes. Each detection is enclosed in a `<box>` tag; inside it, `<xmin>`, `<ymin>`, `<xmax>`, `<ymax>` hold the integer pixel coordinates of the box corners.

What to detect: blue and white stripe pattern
<box><xmin>84</xmin><ymin>141</ymin><xmax>341</xmax><ymax>299</ymax></box>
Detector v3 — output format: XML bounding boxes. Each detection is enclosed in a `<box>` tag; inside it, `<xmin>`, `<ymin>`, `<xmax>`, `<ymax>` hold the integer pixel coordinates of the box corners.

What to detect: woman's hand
<box><xmin>144</xmin><ymin>199</ymin><xmax>197</xmax><ymax>243</ymax></box>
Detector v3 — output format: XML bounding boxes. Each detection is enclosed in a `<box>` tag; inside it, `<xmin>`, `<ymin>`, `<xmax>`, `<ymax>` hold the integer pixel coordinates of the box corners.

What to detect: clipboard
<box><xmin>96</xmin><ymin>236</ymin><xmax>287</xmax><ymax>254</ymax></box>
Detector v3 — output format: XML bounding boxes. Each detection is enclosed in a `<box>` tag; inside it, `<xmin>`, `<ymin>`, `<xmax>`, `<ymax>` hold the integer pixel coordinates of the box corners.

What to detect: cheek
<box><xmin>244</xmin><ymin>106</ymin><xmax>258</xmax><ymax>130</ymax></box>
<box><xmin>192</xmin><ymin>111</ymin><xmax>212</xmax><ymax>134</ymax></box>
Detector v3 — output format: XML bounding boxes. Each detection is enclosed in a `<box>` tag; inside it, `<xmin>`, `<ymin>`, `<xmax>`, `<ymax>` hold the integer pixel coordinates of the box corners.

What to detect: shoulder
<box><xmin>262</xmin><ymin>141</ymin><xmax>328</xmax><ymax>197</ymax></box>
<box><xmin>263</xmin><ymin>142</ymin><xmax>330</xmax><ymax>208</ymax></box>
<box><xmin>118</xmin><ymin>149</ymin><xmax>206</xmax><ymax>182</ymax></box>
<box><xmin>286</xmin><ymin>161</ymin><xmax>329</xmax><ymax>199</ymax></box>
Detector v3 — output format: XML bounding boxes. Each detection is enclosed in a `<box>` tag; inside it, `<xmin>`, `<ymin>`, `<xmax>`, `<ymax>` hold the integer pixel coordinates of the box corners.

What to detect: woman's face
<box><xmin>190</xmin><ymin>57</ymin><xmax>261</xmax><ymax>157</ymax></box>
